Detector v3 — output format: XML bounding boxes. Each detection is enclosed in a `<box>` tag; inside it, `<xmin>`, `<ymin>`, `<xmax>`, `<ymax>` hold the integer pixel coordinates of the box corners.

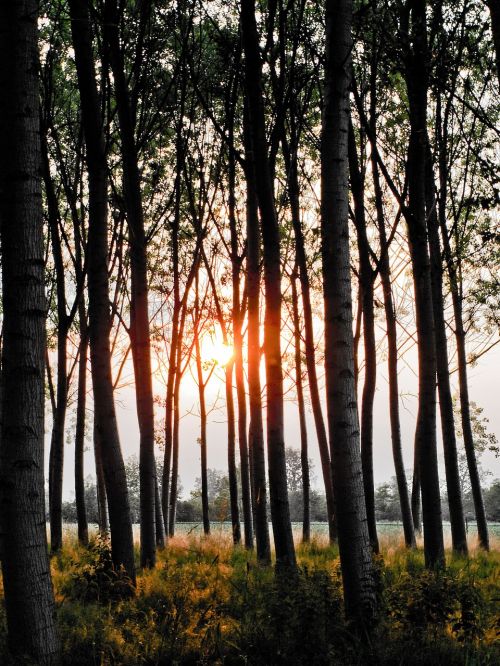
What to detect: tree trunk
<box><xmin>321</xmin><ymin>0</ymin><xmax>376</xmax><ymax>623</ymax></box>
<box><xmin>348</xmin><ymin>121</ymin><xmax>379</xmax><ymax>554</ymax></box>
<box><xmin>282</xmin><ymin>132</ymin><xmax>337</xmax><ymax>543</ymax></box>
<box><xmin>44</xmin><ymin>154</ymin><xmax>69</xmax><ymax>554</ymax></box>
<box><xmin>226</xmin><ymin>361</ymin><xmax>242</xmax><ymax>544</ymax></box>
<box><xmin>75</xmin><ymin>323</ymin><xmax>89</xmax><ymax>546</ymax></box>
<box><xmin>155</xmin><ymin>475</ymin><xmax>165</xmax><ymax>547</ymax></box>
<box><xmin>228</xmin><ymin>142</ymin><xmax>253</xmax><ymax>548</ymax></box>
<box><xmin>425</xmin><ymin>143</ymin><xmax>467</xmax><ymax>555</ymax></box>
<box><xmin>241</xmin><ymin>0</ymin><xmax>296</xmax><ymax>570</ymax></box>
<box><xmin>243</xmin><ymin>105</ymin><xmax>272</xmax><ymax>565</ymax></box>
<box><xmin>162</xmin><ymin>311</ymin><xmax>178</xmax><ymax>540</ymax></box>
<box><xmin>453</xmin><ymin>305</ymin><xmax>490</xmax><ymax>550</ymax></box>
<box><xmin>195</xmin><ymin>279</ymin><xmax>210</xmax><ymax>536</ymax></box>
<box><xmin>0</xmin><ymin>3</ymin><xmax>61</xmax><ymax>660</ymax></box>
<box><xmin>94</xmin><ymin>421</ymin><xmax>109</xmax><ymax>533</ymax></box>
<box><xmin>369</xmin><ymin>69</ymin><xmax>415</xmax><ymax>547</ymax></box>
<box><xmin>168</xmin><ymin>362</ymin><xmax>182</xmax><ymax>537</ymax></box>
<box><xmin>436</xmin><ymin>100</ymin><xmax>490</xmax><ymax>551</ymax></box>
<box><xmin>291</xmin><ymin>273</ymin><xmax>310</xmax><ymax>543</ymax></box>
<box><xmin>403</xmin><ymin>0</ymin><xmax>444</xmax><ymax>568</ymax></box>
<box><xmin>104</xmin><ymin>0</ymin><xmax>156</xmax><ymax>569</ymax></box>
<box><xmin>69</xmin><ymin>0</ymin><xmax>135</xmax><ymax>581</ymax></box>
<box><xmin>162</xmin><ymin>101</ymin><xmax>184</xmax><ymax>541</ymax></box>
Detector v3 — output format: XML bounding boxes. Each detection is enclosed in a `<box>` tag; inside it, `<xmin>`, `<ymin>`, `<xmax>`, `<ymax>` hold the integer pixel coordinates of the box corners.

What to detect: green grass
<box><xmin>1</xmin><ymin>531</ymin><xmax>499</xmax><ymax>665</ymax></box>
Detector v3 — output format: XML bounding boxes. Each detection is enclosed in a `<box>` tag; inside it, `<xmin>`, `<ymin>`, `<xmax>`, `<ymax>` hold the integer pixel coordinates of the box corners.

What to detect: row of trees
<box><xmin>0</xmin><ymin>0</ymin><xmax>498</xmax><ymax>662</ymax></box>
<box><xmin>61</xmin><ymin>455</ymin><xmax>500</xmax><ymax>525</ymax></box>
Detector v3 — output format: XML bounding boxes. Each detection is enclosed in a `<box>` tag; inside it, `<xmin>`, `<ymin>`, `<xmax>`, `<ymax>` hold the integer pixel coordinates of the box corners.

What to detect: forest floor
<box><xmin>0</xmin><ymin>531</ymin><xmax>499</xmax><ymax>665</ymax></box>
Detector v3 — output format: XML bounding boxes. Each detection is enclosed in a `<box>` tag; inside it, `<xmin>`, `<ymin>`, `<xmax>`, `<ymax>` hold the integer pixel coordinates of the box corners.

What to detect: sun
<box><xmin>201</xmin><ymin>334</ymin><xmax>234</xmax><ymax>367</ymax></box>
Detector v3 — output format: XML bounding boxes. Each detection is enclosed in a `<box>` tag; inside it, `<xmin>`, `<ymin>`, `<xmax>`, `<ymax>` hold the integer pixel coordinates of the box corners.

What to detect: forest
<box><xmin>0</xmin><ymin>0</ymin><xmax>499</xmax><ymax>664</ymax></box>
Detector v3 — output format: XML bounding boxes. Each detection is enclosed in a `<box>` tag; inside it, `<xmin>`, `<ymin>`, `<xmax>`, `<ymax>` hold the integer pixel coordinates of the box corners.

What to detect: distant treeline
<box><xmin>60</xmin><ymin>454</ymin><xmax>500</xmax><ymax>525</ymax></box>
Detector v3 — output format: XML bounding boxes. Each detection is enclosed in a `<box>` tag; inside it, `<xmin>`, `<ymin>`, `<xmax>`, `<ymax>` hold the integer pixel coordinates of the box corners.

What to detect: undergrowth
<box><xmin>0</xmin><ymin>532</ymin><xmax>498</xmax><ymax>665</ymax></box>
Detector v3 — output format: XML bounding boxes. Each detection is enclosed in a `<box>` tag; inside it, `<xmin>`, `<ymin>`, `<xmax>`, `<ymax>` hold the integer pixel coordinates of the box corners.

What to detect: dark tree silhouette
<box><xmin>0</xmin><ymin>1</ymin><xmax>61</xmax><ymax>661</ymax></box>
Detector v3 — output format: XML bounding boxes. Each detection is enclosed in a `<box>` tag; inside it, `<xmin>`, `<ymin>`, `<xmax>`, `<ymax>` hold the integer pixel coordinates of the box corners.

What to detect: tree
<box><xmin>103</xmin><ymin>0</ymin><xmax>158</xmax><ymax>567</ymax></box>
<box><xmin>0</xmin><ymin>1</ymin><xmax>61</xmax><ymax>661</ymax></box>
<box><xmin>69</xmin><ymin>0</ymin><xmax>135</xmax><ymax>581</ymax></box>
<box><xmin>402</xmin><ymin>0</ymin><xmax>445</xmax><ymax>567</ymax></box>
<box><xmin>241</xmin><ymin>0</ymin><xmax>296</xmax><ymax>569</ymax></box>
<box><xmin>321</xmin><ymin>0</ymin><xmax>376</xmax><ymax>623</ymax></box>
<box><xmin>484</xmin><ymin>480</ymin><xmax>500</xmax><ymax>521</ymax></box>
<box><xmin>243</xmin><ymin>105</ymin><xmax>272</xmax><ymax>564</ymax></box>
<box><xmin>348</xmin><ymin>120</ymin><xmax>379</xmax><ymax>553</ymax></box>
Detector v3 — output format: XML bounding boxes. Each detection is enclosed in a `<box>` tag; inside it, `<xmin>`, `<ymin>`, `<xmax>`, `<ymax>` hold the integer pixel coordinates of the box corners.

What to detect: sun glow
<box><xmin>201</xmin><ymin>335</ymin><xmax>234</xmax><ymax>367</ymax></box>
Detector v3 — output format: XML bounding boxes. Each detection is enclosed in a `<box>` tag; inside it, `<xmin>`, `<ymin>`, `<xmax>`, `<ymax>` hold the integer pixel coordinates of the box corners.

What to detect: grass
<box><xmin>1</xmin><ymin>530</ymin><xmax>499</xmax><ymax>665</ymax></box>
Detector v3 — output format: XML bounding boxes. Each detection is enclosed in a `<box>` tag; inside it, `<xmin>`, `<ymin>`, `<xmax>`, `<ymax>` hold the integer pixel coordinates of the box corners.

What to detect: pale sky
<box><xmin>55</xmin><ymin>337</ymin><xmax>500</xmax><ymax>502</ymax></box>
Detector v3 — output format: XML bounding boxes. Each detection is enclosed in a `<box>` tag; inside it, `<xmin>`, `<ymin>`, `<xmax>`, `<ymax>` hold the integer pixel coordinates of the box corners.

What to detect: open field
<box><xmin>59</xmin><ymin>521</ymin><xmax>500</xmax><ymax>551</ymax></box>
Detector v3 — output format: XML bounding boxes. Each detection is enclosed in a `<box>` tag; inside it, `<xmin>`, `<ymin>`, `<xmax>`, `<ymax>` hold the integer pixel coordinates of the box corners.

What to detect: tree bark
<box><xmin>75</xmin><ymin>322</ymin><xmax>89</xmax><ymax>546</ymax></box>
<box><xmin>437</xmin><ymin>136</ymin><xmax>490</xmax><ymax>550</ymax></box>
<box><xmin>0</xmin><ymin>2</ymin><xmax>61</xmax><ymax>660</ymax></box>
<box><xmin>368</xmin><ymin>67</ymin><xmax>415</xmax><ymax>547</ymax></box>
<box><xmin>348</xmin><ymin>121</ymin><xmax>379</xmax><ymax>554</ymax></box>
<box><xmin>155</xmin><ymin>475</ymin><xmax>165</xmax><ymax>547</ymax></box>
<box><xmin>291</xmin><ymin>272</ymin><xmax>310</xmax><ymax>543</ymax></box>
<box><xmin>243</xmin><ymin>105</ymin><xmax>271</xmax><ymax>565</ymax></box>
<box><xmin>94</xmin><ymin>420</ymin><xmax>109</xmax><ymax>533</ymax></box>
<box><xmin>69</xmin><ymin>0</ymin><xmax>135</xmax><ymax>581</ymax></box>
<box><xmin>425</xmin><ymin>143</ymin><xmax>467</xmax><ymax>555</ymax></box>
<box><xmin>241</xmin><ymin>0</ymin><xmax>296</xmax><ymax>570</ymax></box>
<box><xmin>321</xmin><ymin>0</ymin><xmax>376</xmax><ymax>623</ymax></box>
<box><xmin>228</xmin><ymin>141</ymin><xmax>253</xmax><ymax>548</ymax></box>
<box><xmin>282</xmin><ymin>132</ymin><xmax>337</xmax><ymax>543</ymax></box>
<box><xmin>195</xmin><ymin>278</ymin><xmax>210</xmax><ymax>536</ymax></box>
<box><xmin>162</xmin><ymin>99</ymin><xmax>184</xmax><ymax>541</ymax></box>
<box><xmin>104</xmin><ymin>0</ymin><xmax>156</xmax><ymax>569</ymax></box>
<box><xmin>43</xmin><ymin>139</ymin><xmax>69</xmax><ymax>554</ymax></box>
<box><xmin>403</xmin><ymin>0</ymin><xmax>444</xmax><ymax>568</ymax></box>
<box><xmin>226</xmin><ymin>361</ymin><xmax>242</xmax><ymax>544</ymax></box>
<box><xmin>168</xmin><ymin>330</ymin><xmax>183</xmax><ymax>537</ymax></box>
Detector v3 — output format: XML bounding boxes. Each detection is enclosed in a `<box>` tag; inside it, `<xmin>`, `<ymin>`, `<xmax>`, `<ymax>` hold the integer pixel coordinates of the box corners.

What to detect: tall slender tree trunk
<box><xmin>228</xmin><ymin>142</ymin><xmax>253</xmax><ymax>549</ymax></box>
<box><xmin>291</xmin><ymin>272</ymin><xmax>310</xmax><ymax>543</ymax></box>
<box><xmin>94</xmin><ymin>423</ymin><xmax>109</xmax><ymax>533</ymax></box>
<box><xmin>72</xmin><ymin>163</ymin><xmax>89</xmax><ymax>546</ymax></box>
<box><xmin>69</xmin><ymin>0</ymin><xmax>135</xmax><ymax>581</ymax></box>
<box><xmin>425</xmin><ymin>143</ymin><xmax>467</xmax><ymax>555</ymax></box>
<box><xmin>436</xmin><ymin>99</ymin><xmax>490</xmax><ymax>551</ymax></box>
<box><xmin>453</xmin><ymin>302</ymin><xmax>490</xmax><ymax>550</ymax></box>
<box><xmin>241</xmin><ymin>0</ymin><xmax>296</xmax><ymax>570</ymax></box>
<box><xmin>0</xmin><ymin>3</ymin><xmax>61</xmax><ymax>660</ymax></box>
<box><xmin>168</xmin><ymin>291</ymin><xmax>193</xmax><ymax>537</ymax></box>
<box><xmin>348</xmin><ymin>122</ymin><xmax>379</xmax><ymax>554</ymax></box>
<box><xmin>163</xmin><ymin>101</ymin><xmax>184</xmax><ymax>541</ymax></box>
<box><xmin>403</xmin><ymin>0</ymin><xmax>444</xmax><ymax>568</ymax></box>
<box><xmin>162</xmin><ymin>308</ymin><xmax>178</xmax><ymax>539</ymax></box>
<box><xmin>43</xmin><ymin>142</ymin><xmax>69</xmax><ymax>554</ymax></box>
<box><xmin>411</xmin><ymin>463</ymin><xmax>422</xmax><ymax>533</ymax></box>
<box><xmin>243</xmin><ymin>106</ymin><xmax>271</xmax><ymax>565</ymax></box>
<box><xmin>226</xmin><ymin>361</ymin><xmax>242</xmax><ymax>544</ymax></box>
<box><xmin>282</xmin><ymin>133</ymin><xmax>337</xmax><ymax>543</ymax></box>
<box><xmin>75</xmin><ymin>322</ymin><xmax>89</xmax><ymax>546</ymax></box>
<box><xmin>195</xmin><ymin>278</ymin><xmax>210</xmax><ymax>536</ymax></box>
<box><xmin>155</xmin><ymin>477</ymin><xmax>165</xmax><ymax>547</ymax></box>
<box><xmin>369</xmin><ymin>90</ymin><xmax>415</xmax><ymax>547</ymax></box>
<box><xmin>104</xmin><ymin>0</ymin><xmax>156</xmax><ymax>569</ymax></box>
<box><xmin>321</xmin><ymin>0</ymin><xmax>376</xmax><ymax>623</ymax></box>
<box><xmin>168</xmin><ymin>347</ymin><xmax>183</xmax><ymax>537</ymax></box>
